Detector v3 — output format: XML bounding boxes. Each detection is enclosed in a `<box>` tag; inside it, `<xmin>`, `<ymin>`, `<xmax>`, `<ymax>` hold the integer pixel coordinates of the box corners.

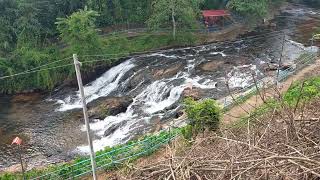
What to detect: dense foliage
<box><xmin>284</xmin><ymin>77</ymin><xmax>320</xmax><ymax>106</ymax></box>
<box><xmin>0</xmin><ymin>0</ymin><xmax>287</xmax><ymax>93</ymax></box>
<box><xmin>227</xmin><ymin>0</ymin><xmax>286</xmax><ymax>23</ymax></box>
<box><xmin>56</xmin><ymin>8</ymin><xmax>103</xmax><ymax>61</ymax></box>
<box><xmin>148</xmin><ymin>0</ymin><xmax>203</xmax><ymax>39</ymax></box>
<box><xmin>183</xmin><ymin>98</ymin><xmax>221</xmax><ymax>140</ymax></box>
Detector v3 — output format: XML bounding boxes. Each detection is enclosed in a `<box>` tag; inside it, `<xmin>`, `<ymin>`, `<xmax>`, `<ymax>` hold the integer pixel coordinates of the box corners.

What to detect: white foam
<box><xmin>144</xmin><ymin>85</ymin><xmax>185</xmax><ymax>114</ymax></box>
<box><xmin>210</xmin><ymin>52</ymin><xmax>227</xmax><ymax>57</ymax></box>
<box><xmin>57</xmin><ymin>60</ymin><xmax>135</xmax><ymax>111</ymax></box>
<box><xmin>284</xmin><ymin>40</ymin><xmax>318</xmax><ymax>62</ymax></box>
<box><xmin>185</xmin><ymin>77</ymin><xmax>217</xmax><ymax>89</ymax></box>
<box><xmin>149</xmin><ymin>53</ymin><xmax>178</xmax><ymax>59</ymax></box>
<box><xmin>227</xmin><ymin>65</ymin><xmax>257</xmax><ymax>88</ymax></box>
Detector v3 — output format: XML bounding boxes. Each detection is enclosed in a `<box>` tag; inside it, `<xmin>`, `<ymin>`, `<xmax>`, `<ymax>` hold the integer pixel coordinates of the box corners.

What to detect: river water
<box><xmin>0</xmin><ymin>3</ymin><xmax>319</xmax><ymax>170</ymax></box>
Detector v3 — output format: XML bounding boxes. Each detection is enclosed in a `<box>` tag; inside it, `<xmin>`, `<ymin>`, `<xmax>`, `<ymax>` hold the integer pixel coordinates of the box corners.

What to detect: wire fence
<box><xmin>28</xmin><ymin>130</ymin><xmax>179</xmax><ymax>180</ymax></box>
<box><xmin>24</xmin><ymin>38</ymin><xmax>318</xmax><ymax>180</ymax></box>
<box><xmin>222</xmin><ymin>48</ymin><xmax>318</xmax><ymax>109</ymax></box>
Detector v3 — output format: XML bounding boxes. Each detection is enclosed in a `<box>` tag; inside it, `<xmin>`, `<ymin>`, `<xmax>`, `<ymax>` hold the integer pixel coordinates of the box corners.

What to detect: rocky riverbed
<box><xmin>0</xmin><ymin>3</ymin><xmax>319</xmax><ymax>172</ymax></box>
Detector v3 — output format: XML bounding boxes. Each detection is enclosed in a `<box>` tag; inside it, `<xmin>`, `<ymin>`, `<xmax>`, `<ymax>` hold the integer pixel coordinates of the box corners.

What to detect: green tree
<box><xmin>148</xmin><ymin>0</ymin><xmax>202</xmax><ymax>40</ymax></box>
<box><xmin>56</xmin><ymin>8</ymin><xmax>102</xmax><ymax>56</ymax></box>
<box><xmin>15</xmin><ymin>0</ymin><xmax>42</xmax><ymax>47</ymax></box>
<box><xmin>227</xmin><ymin>0</ymin><xmax>268</xmax><ymax>22</ymax></box>
<box><xmin>201</xmin><ymin>0</ymin><xmax>226</xmax><ymax>9</ymax></box>
<box><xmin>0</xmin><ymin>0</ymin><xmax>18</xmax><ymax>55</ymax></box>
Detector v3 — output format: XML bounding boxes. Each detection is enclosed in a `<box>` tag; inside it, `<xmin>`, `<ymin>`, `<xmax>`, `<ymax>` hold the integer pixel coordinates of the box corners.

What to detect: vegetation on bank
<box><xmin>0</xmin><ymin>97</ymin><xmax>223</xmax><ymax>179</ymax></box>
<box><xmin>1</xmin><ymin>76</ymin><xmax>319</xmax><ymax>179</ymax></box>
<box><xmin>228</xmin><ymin>0</ymin><xmax>286</xmax><ymax>23</ymax></box>
<box><xmin>126</xmin><ymin>78</ymin><xmax>320</xmax><ymax>179</ymax></box>
<box><xmin>231</xmin><ymin>77</ymin><xmax>320</xmax><ymax>129</ymax></box>
<box><xmin>182</xmin><ymin>98</ymin><xmax>221</xmax><ymax>140</ymax></box>
<box><xmin>0</xmin><ymin>0</ymin><xmax>287</xmax><ymax>94</ymax></box>
<box><xmin>0</xmin><ymin>129</ymin><xmax>180</xmax><ymax>180</ymax></box>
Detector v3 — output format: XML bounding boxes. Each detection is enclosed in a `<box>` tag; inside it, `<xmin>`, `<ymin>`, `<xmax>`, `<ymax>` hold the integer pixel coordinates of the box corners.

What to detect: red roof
<box><xmin>202</xmin><ymin>10</ymin><xmax>230</xmax><ymax>17</ymax></box>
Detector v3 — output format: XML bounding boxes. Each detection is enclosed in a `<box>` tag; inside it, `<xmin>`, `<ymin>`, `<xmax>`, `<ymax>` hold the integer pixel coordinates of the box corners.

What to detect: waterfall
<box><xmin>56</xmin><ymin>60</ymin><xmax>135</xmax><ymax>111</ymax></box>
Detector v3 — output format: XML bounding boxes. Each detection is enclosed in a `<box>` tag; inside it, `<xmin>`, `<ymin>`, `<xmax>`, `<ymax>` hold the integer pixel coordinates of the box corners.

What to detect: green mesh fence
<box><xmin>4</xmin><ymin>47</ymin><xmax>318</xmax><ymax>180</ymax></box>
<box><xmin>26</xmin><ymin>129</ymin><xmax>179</xmax><ymax>180</ymax></box>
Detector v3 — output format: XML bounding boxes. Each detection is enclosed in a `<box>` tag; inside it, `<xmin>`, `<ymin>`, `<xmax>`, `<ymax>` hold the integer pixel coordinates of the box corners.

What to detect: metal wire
<box><xmin>28</xmin><ymin>37</ymin><xmax>318</xmax><ymax>180</ymax></box>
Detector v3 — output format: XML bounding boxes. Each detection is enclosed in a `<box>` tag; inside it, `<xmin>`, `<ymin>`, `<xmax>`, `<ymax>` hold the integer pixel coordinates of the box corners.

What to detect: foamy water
<box><xmin>53</xmin><ymin>37</ymin><xmax>318</xmax><ymax>154</ymax></box>
<box><xmin>56</xmin><ymin>60</ymin><xmax>135</xmax><ymax>111</ymax></box>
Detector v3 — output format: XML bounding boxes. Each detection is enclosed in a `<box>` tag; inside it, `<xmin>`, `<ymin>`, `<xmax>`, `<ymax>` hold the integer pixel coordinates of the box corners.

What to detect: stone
<box><xmin>152</xmin><ymin>63</ymin><xmax>184</xmax><ymax>79</ymax></box>
<box><xmin>11</xmin><ymin>93</ymin><xmax>41</xmax><ymax>103</ymax></box>
<box><xmin>182</xmin><ymin>87</ymin><xmax>205</xmax><ymax>100</ymax></box>
<box><xmin>197</xmin><ymin>61</ymin><xmax>224</xmax><ymax>72</ymax></box>
<box><xmin>104</xmin><ymin>123</ymin><xmax>122</xmax><ymax>137</ymax></box>
<box><xmin>281</xmin><ymin>63</ymin><xmax>293</xmax><ymax>70</ymax></box>
<box><xmin>88</xmin><ymin>97</ymin><xmax>133</xmax><ymax>119</ymax></box>
<box><xmin>264</xmin><ymin>63</ymin><xmax>278</xmax><ymax>71</ymax></box>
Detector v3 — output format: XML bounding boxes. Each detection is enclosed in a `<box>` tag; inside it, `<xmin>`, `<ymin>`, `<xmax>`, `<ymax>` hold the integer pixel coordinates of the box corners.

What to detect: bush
<box><xmin>284</xmin><ymin>77</ymin><xmax>320</xmax><ymax>106</ymax></box>
<box><xmin>181</xmin><ymin>125</ymin><xmax>193</xmax><ymax>141</ymax></box>
<box><xmin>184</xmin><ymin>98</ymin><xmax>221</xmax><ymax>138</ymax></box>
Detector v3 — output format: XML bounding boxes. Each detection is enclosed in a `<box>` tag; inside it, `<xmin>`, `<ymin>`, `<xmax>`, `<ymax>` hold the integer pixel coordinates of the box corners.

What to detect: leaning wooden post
<box><xmin>73</xmin><ymin>54</ymin><xmax>98</xmax><ymax>180</ymax></box>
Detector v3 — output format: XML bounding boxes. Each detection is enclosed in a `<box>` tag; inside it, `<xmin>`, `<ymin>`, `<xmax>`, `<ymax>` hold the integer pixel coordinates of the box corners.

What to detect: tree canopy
<box><xmin>0</xmin><ymin>0</ymin><xmax>292</xmax><ymax>93</ymax></box>
<box><xmin>148</xmin><ymin>0</ymin><xmax>203</xmax><ymax>39</ymax></box>
<box><xmin>56</xmin><ymin>8</ymin><xmax>102</xmax><ymax>56</ymax></box>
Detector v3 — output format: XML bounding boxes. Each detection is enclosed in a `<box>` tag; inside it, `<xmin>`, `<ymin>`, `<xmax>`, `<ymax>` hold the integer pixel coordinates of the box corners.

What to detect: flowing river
<box><xmin>0</xmin><ymin>3</ymin><xmax>319</xmax><ymax>170</ymax></box>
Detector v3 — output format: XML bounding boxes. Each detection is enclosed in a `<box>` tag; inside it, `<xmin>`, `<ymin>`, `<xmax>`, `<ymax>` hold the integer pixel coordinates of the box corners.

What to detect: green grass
<box><xmin>0</xmin><ymin>129</ymin><xmax>180</xmax><ymax>180</ymax></box>
<box><xmin>229</xmin><ymin>77</ymin><xmax>320</xmax><ymax>130</ymax></box>
<box><xmin>101</xmin><ymin>32</ymin><xmax>198</xmax><ymax>54</ymax></box>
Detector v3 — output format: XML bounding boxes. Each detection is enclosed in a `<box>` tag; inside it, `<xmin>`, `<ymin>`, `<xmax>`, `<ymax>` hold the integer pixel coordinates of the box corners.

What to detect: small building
<box><xmin>202</xmin><ymin>10</ymin><xmax>232</xmax><ymax>28</ymax></box>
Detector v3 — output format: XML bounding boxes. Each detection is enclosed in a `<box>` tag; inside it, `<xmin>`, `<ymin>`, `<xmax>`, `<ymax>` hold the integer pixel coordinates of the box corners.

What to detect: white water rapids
<box><xmin>54</xmin><ymin>37</ymin><xmax>318</xmax><ymax>153</ymax></box>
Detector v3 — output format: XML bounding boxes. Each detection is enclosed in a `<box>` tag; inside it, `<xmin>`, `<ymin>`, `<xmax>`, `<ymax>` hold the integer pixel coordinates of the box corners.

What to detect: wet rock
<box><xmin>88</xmin><ymin>97</ymin><xmax>133</xmax><ymax>119</ymax></box>
<box><xmin>150</xmin><ymin>116</ymin><xmax>163</xmax><ymax>133</ymax></box>
<box><xmin>263</xmin><ymin>63</ymin><xmax>293</xmax><ymax>71</ymax></box>
<box><xmin>197</xmin><ymin>60</ymin><xmax>224</xmax><ymax>72</ymax></box>
<box><xmin>128</xmin><ymin>71</ymin><xmax>152</xmax><ymax>90</ymax></box>
<box><xmin>176</xmin><ymin>109</ymin><xmax>185</xmax><ymax>119</ymax></box>
<box><xmin>264</xmin><ymin>63</ymin><xmax>278</xmax><ymax>71</ymax></box>
<box><xmin>182</xmin><ymin>87</ymin><xmax>205</xmax><ymax>100</ymax></box>
<box><xmin>152</xmin><ymin>62</ymin><xmax>184</xmax><ymax>79</ymax></box>
<box><xmin>104</xmin><ymin>123</ymin><xmax>122</xmax><ymax>137</ymax></box>
<box><xmin>281</xmin><ymin>63</ymin><xmax>294</xmax><ymax>70</ymax></box>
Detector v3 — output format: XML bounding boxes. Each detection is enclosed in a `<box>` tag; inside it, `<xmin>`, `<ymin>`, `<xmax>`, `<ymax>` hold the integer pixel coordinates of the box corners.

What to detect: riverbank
<box><xmin>0</xmin><ymin>1</ymin><xmax>308</xmax><ymax>176</ymax></box>
<box><xmin>0</xmin><ymin>1</ymin><xmax>283</xmax><ymax>95</ymax></box>
<box><xmin>108</xmin><ymin>75</ymin><xmax>320</xmax><ymax>179</ymax></box>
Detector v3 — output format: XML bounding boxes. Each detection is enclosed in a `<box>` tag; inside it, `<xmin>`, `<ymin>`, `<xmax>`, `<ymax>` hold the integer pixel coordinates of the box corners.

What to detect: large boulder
<box><xmin>88</xmin><ymin>97</ymin><xmax>133</xmax><ymax>119</ymax></box>
<box><xmin>152</xmin><ymin>63</ymin><xmax>184</xmax><ymax>79</ymax></box>
<box><xmin>197</xmin><ymin>61</ymin><xmax>224</xmax><ymax>72</ymax></box>
<box><xmin>182</xmin><ymin>86</ymin><xmax>206</xmax><ymax>100</ymax></box>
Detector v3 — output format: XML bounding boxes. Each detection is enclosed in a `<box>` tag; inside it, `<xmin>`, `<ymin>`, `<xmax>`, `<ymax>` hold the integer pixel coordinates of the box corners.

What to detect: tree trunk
<box><xmin>171</xmin><ymin>1</ymin><xmax>176</xmax><ymax>40</ymax></box>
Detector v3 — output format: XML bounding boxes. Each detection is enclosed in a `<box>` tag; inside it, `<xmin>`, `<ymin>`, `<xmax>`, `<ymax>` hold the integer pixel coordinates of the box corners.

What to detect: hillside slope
<box><xmin>98</xmin><ymin>60</ymin><xmax>320</xmax><ymax>179</ymax></box>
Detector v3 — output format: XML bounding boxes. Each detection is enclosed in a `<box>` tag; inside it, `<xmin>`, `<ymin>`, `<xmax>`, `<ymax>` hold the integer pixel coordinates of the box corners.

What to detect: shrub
<box><xmin>181</xmin><ymin>125</ymin><xmax>193</xmax><ymax>141</ymax></box>
<box><xmin>184</xmin><ymin>98</ymin><xmax>221</xmax><ymax>138</ymax></box>
<box><xmin>284</xmin><ymin>77</ymin><xmax>320</xmax><ymax>106</ymax></box>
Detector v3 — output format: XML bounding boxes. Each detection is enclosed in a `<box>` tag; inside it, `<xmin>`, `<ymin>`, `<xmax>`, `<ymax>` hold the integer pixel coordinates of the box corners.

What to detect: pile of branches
<box><xmin>129</xmin><ymin>97</ymin><xmax>320</xmax><ymax>180</ymax></box>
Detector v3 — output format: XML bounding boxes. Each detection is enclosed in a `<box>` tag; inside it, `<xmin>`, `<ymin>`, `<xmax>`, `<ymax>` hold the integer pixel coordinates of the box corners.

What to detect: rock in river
<box><xmin>88</xmin><ymin>97</ymin><xmax>133</xmax><ymax>119</ymax></box>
